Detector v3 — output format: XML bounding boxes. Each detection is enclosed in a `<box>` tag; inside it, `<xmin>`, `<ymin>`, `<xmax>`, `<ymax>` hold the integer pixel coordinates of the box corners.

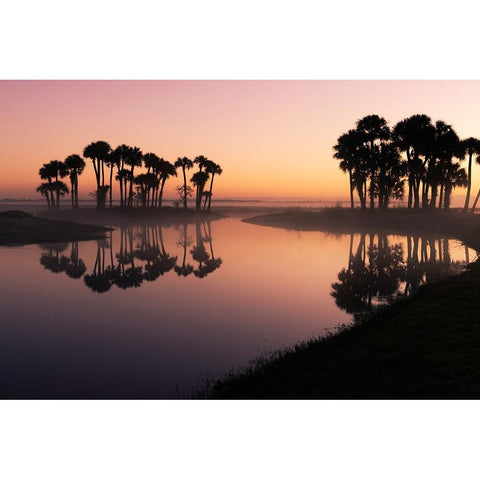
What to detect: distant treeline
<box><xmin>36</xmin><ymin>141</ymin><xmax>222</xmax><ymax>211</ymax></box>
<box><xmin>334</xmin><ymin>114</ymin><xmax>480</xmax><ymax>212</ymax></box>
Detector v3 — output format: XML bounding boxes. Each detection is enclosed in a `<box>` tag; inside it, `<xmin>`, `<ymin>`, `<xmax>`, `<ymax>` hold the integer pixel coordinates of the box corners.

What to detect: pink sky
<box><xmin>1</xmin><ymin>80</ymin><xmax>480</xmax><ymax>200</ymax></box>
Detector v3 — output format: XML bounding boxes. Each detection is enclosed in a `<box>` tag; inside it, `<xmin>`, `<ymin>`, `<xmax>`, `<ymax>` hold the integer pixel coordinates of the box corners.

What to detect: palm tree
<box><xmin>38</xmin><ymin>160</ymin><xmax>67</xmax><ymax>207</ymax></box>
<box><xmin>333</xmin><ymin>129</ymin><xmax>367</xmax><ymax>209</ymax></box>
<box><xmin>112</xmin><ymin>144</ymin><xmax>133</xmax><ymax>207</ymax></box>
<box><xmin>355</xmin><ymin>115</ymin><xmax>391</xmax><ymax>209</ymax></box>
<box><xmin>460</xmin><ymin>137</ymin><xmax>480</xmax><ymax>212</ymax></box>
<box><xmin>38</xmin><ymin>164</ymin><xmax>55</xmax><ymax>206</ymax></box>
<box><xmin>392</xmin><ymin>114</ymin><xmax>434</xmax><ymax>209</ymax></box>
<box><xmin>106</xmin><ymin>149</ymin><xmax>120</xmax><ymax>208</ymax></box>
<box><xmin>64</xmin><ymin>154</ymin><xmax>86</xmax><ymax>209</ymax></box>
<box><xmin>36</xmin><ymin>183</ymin><xmax>52</xmax><ymax>208</ymax></box>
<box><xmin>143</xmin><ymin>153</ymin><xmax>161</xmax><ymax>206</ymax></box>
<box><xmin>174</xmin><ymin>157</ymin><xmax>194</xmax><ymax>209</ymax></box>
<box><xmin>83</xmin><ymin>141</ymin><xmax>112</xmax><ymax>208</ymax></box>
<box><xmin>204</xmin><ymin>161</ymin><xmax>223</xmax><ymax>211</ymax></box>
<box><xmin>433</xmin><ymin>121</ymin><xmax>460</xmax><ymax>210</ymax></box>
<box><xmin>125</xmin><ymin>146</ymin><xmax>143</xmax><ymax>206</ymax></box>
<box><xmin>193</xmin><ymin>155</ymin><xmax>211</xmax><ymax>210</ymax></box>
<box><xmin>443</xmin><ymin>162</ymin><xmax>467</xmax><ymax>210</ymax></box>
<box><xmin>134</xmin><ymin>173</ymin><xmax>157</xmax><ymax>207</ymax></box>
<box><xmin>51</xmin><ymin>180</ymin><xmax>69</xmax><ymax>206</ymax></box>
<box><xmin>470</xmin><ymin>154</ymin><xmax>480</xmax><ymax>213</ymax></box>
<box><xmin>376</xmin><ymin>143</ymin><xmax>406</xmax><ymax>208</ymax></box>
<box><xmin>191</xmin><ymin>171</ymin><xmax>209</xmax><ymax>211</ymax></box>
<box><xmin>157</xmin><ymin>159</ymin><xmax>177</xmax><ymax>207</ymax></box>
<box><xmin>193</xmin><ymin>155</ymin><xmax>210</xmax><ymax>172</ymax></box>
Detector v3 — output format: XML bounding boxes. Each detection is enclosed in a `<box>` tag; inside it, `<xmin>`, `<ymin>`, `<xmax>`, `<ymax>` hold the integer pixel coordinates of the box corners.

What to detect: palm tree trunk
<box><xmin>369</xmin><ymin>176</ymin><xmax>375</xmax><ymax>210</ymax></box>
<box><xmin>75</xmin><ymin>176</ymin><xmax>79</xmax><ymax>208</ymax></box>
<box><xmin>119</xmin><ymin>176</ymin><xmax>123</xmax><ymax>207</ymax></box>
<box><xmin>159</xmin><ymin>178</ymin><xmax>167</xmax><ymax>208</ymax></box>
<box><xmin>348</xmin><ymin>169</ymin><xmax>354</xmax><ymax>209</ymax></box>
<box><xmin>182</xmin><ymin>167</ymin><xmax>188</xmax><ymax>209</ymax></box>
<box><xmin>463</xmin><ymin>153</ymin><xmax>473</xmax><ymax>213</ymax></box>
<box><xmin>70</xmin><ymin>177</ymin><xmax>75</xmax><ymax>208</ymax></box>
<box><xmin>470</xmin><ymin>188</ymin><xmax>480</xmax><ymax>214</ymax></box>
<box><xmin>109</xmin><ymin>164</ymin><xmax>114</xmax><ymax>208</ymax></box>
<box><xmin>208</xmin><ymin>173</ymin><xmax>216</xmax><ymax>211</ymax></box>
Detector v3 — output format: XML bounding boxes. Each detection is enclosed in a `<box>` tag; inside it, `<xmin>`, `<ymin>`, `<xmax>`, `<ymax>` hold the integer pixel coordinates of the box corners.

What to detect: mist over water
<box><xmin>0</xmin><ymin>217</ymin><xmax>475</xmax><ymax>398</ymax></box>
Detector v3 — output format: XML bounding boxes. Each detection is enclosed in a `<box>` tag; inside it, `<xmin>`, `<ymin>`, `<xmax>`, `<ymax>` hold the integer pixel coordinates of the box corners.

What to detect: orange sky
<box><xmin>2</xmin><ymin>80</ymin><xmax>480</xmax><ymax>200</ymax></box>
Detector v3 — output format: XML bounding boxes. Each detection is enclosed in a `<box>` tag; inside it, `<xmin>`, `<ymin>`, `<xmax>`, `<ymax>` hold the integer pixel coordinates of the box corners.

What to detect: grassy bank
<box><xmin>0</xmin><ymin>211</ymin><xmax>110</xmax><ymax>245</ymax></box>
<box><xmin>243</xmin><ymin>208</ymin><xmax>480</xmax><ymax>247</ymax></box>
<box><xmin>207</xmin><ymin>208</ymin><xmax>480</xmax><ymax>399</ymax></box>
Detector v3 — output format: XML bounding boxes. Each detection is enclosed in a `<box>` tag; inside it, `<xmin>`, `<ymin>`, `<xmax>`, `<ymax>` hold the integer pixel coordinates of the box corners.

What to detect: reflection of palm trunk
<box><xmin>182</xmin><ymin>223</ymin><xmax>188</xmax><ymax>267</ymax></box>
<box><xmin>158</xmin><ymin>225</ymin><xmax>166</xmax><ymax>255</ymax></box>
<box><xmin>443</xmin><ymin>239</ymin><xmax>450</xmax><ymax>264</ymax></box>
<box><xmin>429</xmin><ymin>238</ymin><xmax>436</xmax><ymax>262</ymax></box>
<box><xmin>348</xmin><ymin>233</ymin><xmax>354</xmax><ymax>271</ymax></box>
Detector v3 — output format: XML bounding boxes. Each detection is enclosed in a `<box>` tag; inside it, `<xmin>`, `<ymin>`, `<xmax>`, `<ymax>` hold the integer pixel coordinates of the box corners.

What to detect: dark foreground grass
<box><xmin>0</xmin><ymin>210</ymin><xmax>110</xmax><ymax>245</ymax></box>
<box><xmin>209</xmin><ymin>263</ymin><xmax>480</xmax><ymax>398</ymax></box>
<box><xmin>207</xmin><ymin>208</ymin><xmax>480</xmax><ymax>399</ymax></box>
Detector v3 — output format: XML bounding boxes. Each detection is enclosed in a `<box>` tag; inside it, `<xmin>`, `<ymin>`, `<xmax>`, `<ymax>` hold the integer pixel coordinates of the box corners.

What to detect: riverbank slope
<box><xmin>209</xmin><ymin>208</ymin><xmax>480</xmax><ymax>398</ymax></box>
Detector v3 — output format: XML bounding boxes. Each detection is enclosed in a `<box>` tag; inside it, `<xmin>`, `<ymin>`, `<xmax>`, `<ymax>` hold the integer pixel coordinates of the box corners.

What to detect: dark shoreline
<box><xmin>206</xmin><ymin>208</ymin><xmax>480</xmax><ymax>399</ymax></box>
<box><xmin>0</xmin><ymin>211</ymin><xmax>111</xmax><ymax>246</ymax></box>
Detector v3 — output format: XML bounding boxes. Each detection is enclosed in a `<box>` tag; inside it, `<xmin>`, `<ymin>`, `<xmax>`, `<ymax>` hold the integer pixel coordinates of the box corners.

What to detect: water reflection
<box><xmin>39</xmin><ymin>221</ymin><xmax>222</xmax><ymax>292</ymax></box>
<box><xmin>331</xmin><ymin>233</ymin><xmax>474</xmax><ymax>320</ymax></box>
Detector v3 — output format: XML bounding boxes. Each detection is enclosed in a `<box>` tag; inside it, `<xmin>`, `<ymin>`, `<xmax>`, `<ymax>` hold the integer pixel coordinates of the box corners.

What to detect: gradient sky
<box><xmin>2</xmin><ymin>80</ymin><xmax>480</xmax><ymax>200</ymax></box>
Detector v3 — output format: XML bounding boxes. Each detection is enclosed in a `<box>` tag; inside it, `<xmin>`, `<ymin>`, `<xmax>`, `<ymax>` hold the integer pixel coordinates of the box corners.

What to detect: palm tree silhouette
<box><xmin>392</xmin><ymin>114</ymin><xmax>434</xmax><ymax>209</ymax></box>
<box><xmin>83</xmin><ymin>141</ymin><xmax>112</xmax><ymax>208</ymax></box>
<box><xmin>125</xmin><ymin>146</ymin><xmax>143</xmax><ymax>206</ymax></box>
<box><xmin>38</xmin><ymin>160</ymin><xmax>68</xmax><ymax>207</ymax></box>
<box><xmin>460</xmin><ymin>137</ymin><xmax>480</xmax><ymax>212</ymax></box>
<box><xmin>355</xmin><ymin>115</ymin><xmax>391</xmax><ymax>209</ymax></box>
<box><xmin>36</xmin><ymin>183</ymin><xmax>52</xmax><ymax>208</ymax></box>
<box><xmin>157</xmin><ymin>159</ymin><xmax>177</xmax><ymax>207</ymax></box>
<box><xmin>112</xmin><ymin>144</ymin><xmax>133</xmax><ymax>207</ymax></box>
<box><xmin>204</xmin><ymin>161</ymin><xmax>223</xmax><ymax>211</ymax></box>
<box><xmin>64</xmin><ymin>154</ymin><xmax>86</xmax><ymax>209</ymax></box>
<box><xmin>174</xmin><ymin>157</ymin><xmax>194</xmax><ymax>209</ymax></box>
<box><xmin>333</xmin><ymin>129</ymin><xmax>367</xmax><ymax>209</ymax></box>
<box><xmin>143</xmin><ymin>153</ymin><xmax>161</xmax><ymax>206</ymax></box>
<box><xmin>191</xmin><ymin>171</ymin><xmax>209</xmax><ymax>211</ymax></box>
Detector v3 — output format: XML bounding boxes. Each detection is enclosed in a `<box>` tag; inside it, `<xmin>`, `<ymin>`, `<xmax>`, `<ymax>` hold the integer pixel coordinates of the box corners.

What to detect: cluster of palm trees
<box><xmin>334</xmin><ymin>114</ymin><xmax>480</xmax><ymax>212</ymax></box>
<box><xmin>37</xmin><ymin>156</ymin><xmax>85</xmax><ymax>208</ymax></box>
<box><xmin>36</xmin><ymin>140</ymin><xmax>223</xmax><ymax>211</ymax></box>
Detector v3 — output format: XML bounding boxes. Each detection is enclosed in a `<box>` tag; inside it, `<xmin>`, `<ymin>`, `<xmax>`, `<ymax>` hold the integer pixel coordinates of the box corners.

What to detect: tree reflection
<box><xmin>38</xmin><ymin>221</ymin><xmax>222</xmax><ymax>293</ymax></box>
<box><xmin>332</xmin><ymin>233</ymin><xmax>473</xmax><ymax>321</ymax></box>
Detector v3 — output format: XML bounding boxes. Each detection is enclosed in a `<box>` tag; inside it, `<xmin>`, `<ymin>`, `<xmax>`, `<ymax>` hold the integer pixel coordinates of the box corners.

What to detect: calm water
<box><xmin>0</xmin><ymin>217</ymin><xmax>475</xmax><ymax>398</ymax></box>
